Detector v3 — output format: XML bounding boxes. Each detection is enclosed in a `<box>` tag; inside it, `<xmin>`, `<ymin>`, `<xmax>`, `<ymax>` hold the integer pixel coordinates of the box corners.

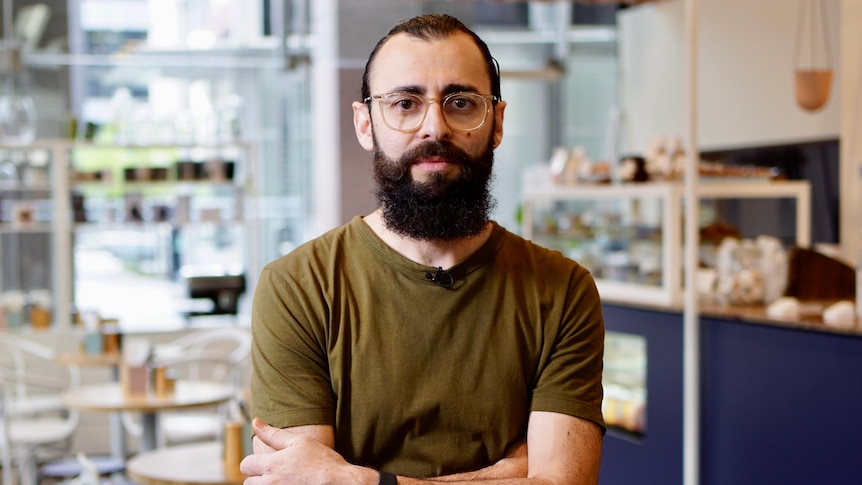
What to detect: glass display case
<box><xmin>603</xmin><ymin>330</ymin><xmax>647</xmax><ymax>437</ymax></box>
<box><xmin>521</xmin><ymin>180</ymin><xmax>811</xmax><ymax>306</ymax></box>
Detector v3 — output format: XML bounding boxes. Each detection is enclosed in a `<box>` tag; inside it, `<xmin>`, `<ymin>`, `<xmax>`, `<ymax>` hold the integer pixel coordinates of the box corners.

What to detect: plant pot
<box><xmin>794</xmin><ymin>69</ymin><xmax>833</xmax><ymax>112</ymax></box>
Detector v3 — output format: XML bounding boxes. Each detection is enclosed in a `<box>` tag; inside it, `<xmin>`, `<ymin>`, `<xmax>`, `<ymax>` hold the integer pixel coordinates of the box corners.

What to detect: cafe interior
<box><xmin>0</xmin><ymin>0</ymin><xmax>860</xmax><ymax>484</ymax></box>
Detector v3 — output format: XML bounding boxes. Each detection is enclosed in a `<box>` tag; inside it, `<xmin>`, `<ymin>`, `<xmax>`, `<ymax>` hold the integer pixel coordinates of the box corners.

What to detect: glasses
<box><xmin>363</xmin><ymin>91</ymin><xmax>498</xmax><ymax>133</ymax></box>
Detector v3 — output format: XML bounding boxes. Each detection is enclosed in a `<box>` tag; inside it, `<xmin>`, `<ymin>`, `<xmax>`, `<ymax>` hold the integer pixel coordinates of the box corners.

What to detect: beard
<box><xmin>372</xmin><ymin>136</ymin><xmax>497</xmax><ymax>241</ymax></box>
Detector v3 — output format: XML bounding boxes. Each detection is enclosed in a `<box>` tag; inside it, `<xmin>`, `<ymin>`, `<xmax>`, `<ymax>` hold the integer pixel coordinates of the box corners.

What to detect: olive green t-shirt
<box><xmin>251</xmin><ymin>216</ymin><xmax>604</xmax><ymax>477</ymax></box>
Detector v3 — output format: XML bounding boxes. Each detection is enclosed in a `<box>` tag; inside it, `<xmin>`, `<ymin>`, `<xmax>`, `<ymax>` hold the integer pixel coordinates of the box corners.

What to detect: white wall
<box><xmin>618</xmin><ymin>0</ymin><xmax>841</xmax><ymax>154</ymax></box>
<box><xmin>840</xmin><ymin>0</ymin><xmax>862</xmax><ymax>263</ymax></box>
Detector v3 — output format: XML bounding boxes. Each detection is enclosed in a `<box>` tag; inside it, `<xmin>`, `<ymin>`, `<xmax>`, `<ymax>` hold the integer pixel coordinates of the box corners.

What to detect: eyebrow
<box><xmin>387</xmin><ymin>83</ymin><xmax>481</xmax><ymax>96</ymax></box>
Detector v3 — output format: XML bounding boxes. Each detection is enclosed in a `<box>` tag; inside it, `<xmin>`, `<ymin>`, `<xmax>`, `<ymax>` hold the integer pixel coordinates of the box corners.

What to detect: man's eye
<box><xmin>390</xmin><ymin>97</ymin><xmax>421</xmax><ymax>111</ymax></box>
<box><xmin>447</xmin><ymin>97</ymin><xmax>476</xmax><ymax>110</ymax></box>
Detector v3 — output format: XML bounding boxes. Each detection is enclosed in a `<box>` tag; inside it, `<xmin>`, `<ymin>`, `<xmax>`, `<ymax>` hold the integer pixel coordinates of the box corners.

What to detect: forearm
<box><xmin>322</xmin><ymin>468</ymin><xmax>539</xmax><ymax>485</ymax></box>
<box><xmin>244</xmin><ymin>415</ymin><xmax>600</xmax><ymax>485</ymax></box>
<box><xmin>362</xmin><ymin>444</ymin><xmax>573</xmax><ymax>485</ymax></box>
<box><xmin>332</xmin><ymin>446</ymin><xmax>529</xmax><ymax>484</ymax></box>
<box><xmin>382</xmin><ymin>450</ymin><xmax>595</xmax><ymax>485</ymax></box>
<box><xmin>375</xmin><ymin>472</ymin><xmax>555</xmax><ymax>485</ymax></box>
<box><xmin>398</xmin><ymin>476</ymin><xmax>541</xmax><ymax>484</ymax></box>
<box><xmin>398</xmin><ymin>413</ymin><xmax>602</xmax><ymax>485</ymax></box>
<box><xmin>381</xmin><ymin>451</ymin><xmax>599</xmax><ymax>485</ymax></box>
<box><xmin>424</xmin><ymin>446</ymin><xmax>527</xmax><ymax>482</ymax></box>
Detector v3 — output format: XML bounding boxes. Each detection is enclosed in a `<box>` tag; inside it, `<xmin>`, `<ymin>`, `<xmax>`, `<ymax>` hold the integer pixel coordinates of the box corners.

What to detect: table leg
<box><xmin>140</xmin><ymin>412</ymin><xmax>158</xmax><ymax>452</ymax></box>
<box><xmin>107</xmin><ymin>365</ymin><xmax>128</xmax><ymax>459</ymax></box>
<box><xmin>109</xmin><ymin>412</ymin><xmax>127</xmax><ymax>459</ymax></box>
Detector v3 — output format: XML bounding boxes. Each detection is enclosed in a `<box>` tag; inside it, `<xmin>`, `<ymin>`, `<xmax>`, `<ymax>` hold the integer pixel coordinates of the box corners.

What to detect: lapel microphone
<box><xmin>425</xmin><ymin>267</ymin><xmax>455</xmax><ymax>288</ymax></box>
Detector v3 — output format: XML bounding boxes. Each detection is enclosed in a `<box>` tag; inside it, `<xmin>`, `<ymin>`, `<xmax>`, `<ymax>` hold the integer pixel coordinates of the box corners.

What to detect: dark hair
<box><xmin>360</xmin><ymin>14</ymin><xmax>501</xmax><ymax>103</ymax></box>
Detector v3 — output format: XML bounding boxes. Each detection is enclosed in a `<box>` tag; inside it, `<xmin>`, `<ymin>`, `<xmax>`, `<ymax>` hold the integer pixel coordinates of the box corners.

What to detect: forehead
<box><xmin>369</xmin><ymin>32</ymin><xmax>492</xmax><ymax>95</ymax></box>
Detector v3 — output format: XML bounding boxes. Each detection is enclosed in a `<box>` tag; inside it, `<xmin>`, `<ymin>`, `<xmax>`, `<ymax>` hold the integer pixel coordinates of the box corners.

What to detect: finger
<box><xmin>251</xmin><ymin>418</ymin><xmax>276</xmax><ymax>448</ymax></box>
<box><xmin>240</xmin><ymin>452</ymin><xmax>262</xmax><ymax>477</ymax></box>
<box><xmin>252</xmin><ymin>432</ymin><xmax>276</xmax><ymax>453</ymax></box>
<box><xmin>243</xmin><ymin>474</ymin><xmax>269</xmax><ymax>485</ymax></box>
<box><xmin>252</xmin><ymin>418</ymin><xmax>292</xmax><ymax>450</ymax></box>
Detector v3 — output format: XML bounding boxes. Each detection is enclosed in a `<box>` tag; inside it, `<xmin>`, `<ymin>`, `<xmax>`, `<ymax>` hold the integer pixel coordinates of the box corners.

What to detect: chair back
<box><xmin>1</xmin><ymin>382</ymin><xmax>13</xmax><ymax>485</ymax></box>
<box><xmin>0</xmin><ymin>333</ymin><xmax>80</xmax><ymax>485</ymax></box>
<box><xmin>0</xmin><ymin>333</ymin><xmax>81</xmax><ymax>417</ymax></box>
<box><xmin>153</xmin><ymin>326</ymin><xmax>251</xmax><ymax>386</ymax></box>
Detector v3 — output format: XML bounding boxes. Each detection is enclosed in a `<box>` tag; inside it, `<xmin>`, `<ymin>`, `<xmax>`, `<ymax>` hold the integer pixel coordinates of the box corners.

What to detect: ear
<box><xmin>491</xmin><ymin>100</ymin><xmax>506</xmax><ymax>148</ymax></box>
<box><xmin>353</xmin><ymin>101</ymin><xmax>375</xmax><ymax>152</ymax></box>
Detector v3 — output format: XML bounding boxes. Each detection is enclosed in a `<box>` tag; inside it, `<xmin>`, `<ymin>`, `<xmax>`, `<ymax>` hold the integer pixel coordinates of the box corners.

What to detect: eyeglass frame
<box><xmin>362</xmin><ymin>91</ymin><xmax>500</xmax><ymax>133</ymax></box>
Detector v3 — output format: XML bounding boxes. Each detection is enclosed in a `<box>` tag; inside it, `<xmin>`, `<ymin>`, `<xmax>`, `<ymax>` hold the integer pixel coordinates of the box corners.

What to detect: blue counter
<box><xmin>599</xmin><ymin>303</ymin><xmax>862</xmax><ymax>485</ymax></box>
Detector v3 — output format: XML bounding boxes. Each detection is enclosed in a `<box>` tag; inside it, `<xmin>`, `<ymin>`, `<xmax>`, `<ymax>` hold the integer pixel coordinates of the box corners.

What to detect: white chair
<box><xmin>0</xmin><ymin>334</ymin><xmax>80</xmax><ymax>485</ymax></box>
<box><xmin>121</xmin><ymin>326</ymin><xmax>251</xmax><ymax>447</ymax></box>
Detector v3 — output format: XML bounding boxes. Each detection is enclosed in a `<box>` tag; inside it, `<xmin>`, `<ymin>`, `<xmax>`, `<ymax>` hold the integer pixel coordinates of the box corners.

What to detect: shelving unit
<box><xmin>522</xmin><ymin>180</ymin><xmax>811</xmax><ymax>307</ymax></box>
<box><xmin>0</xmin><ymin>0</ymin><xmax>317</xmax><ymax>333</ymax></box>
<box><xmin>0</xmin><ymin>138</ymin><xmax>270</xmax><ymax>331</ymax></box>
<box><xmin>0</xmin><ymin>143</ymin><xmax>69</xmax><ymax>329</ymax></box>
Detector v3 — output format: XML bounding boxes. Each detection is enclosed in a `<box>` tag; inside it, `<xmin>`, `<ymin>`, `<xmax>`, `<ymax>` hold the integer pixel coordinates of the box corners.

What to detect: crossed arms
<box><xmin>240</xmin><ymin>410</ymin><xmax>602</xmax><ymax>485</ymax></box>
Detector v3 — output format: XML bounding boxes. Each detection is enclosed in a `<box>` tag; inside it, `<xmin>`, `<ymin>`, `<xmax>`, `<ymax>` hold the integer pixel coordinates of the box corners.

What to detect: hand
<box><xmin>240</xmin><ymin>419</ymin><xmax>374</xmax><ymax>484</ymax></box>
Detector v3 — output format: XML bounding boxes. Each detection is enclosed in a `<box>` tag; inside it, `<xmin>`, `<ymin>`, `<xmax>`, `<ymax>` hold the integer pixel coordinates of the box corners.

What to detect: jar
<box><xmin>717</xmin><ymin>239</ymin><xmax>765</xmax><ymax>306</ymax></box>
<box><xmin>0</xmin><ymin>291</ymin><xmax>26</xmax><ymax>327</ymax></box>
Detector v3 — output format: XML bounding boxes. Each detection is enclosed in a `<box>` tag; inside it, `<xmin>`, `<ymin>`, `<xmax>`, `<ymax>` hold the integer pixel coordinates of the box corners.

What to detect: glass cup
<box><xmin>0</xmin><ymin>94</ymin><xmax>37</xmax><ymax>146</ymax></box>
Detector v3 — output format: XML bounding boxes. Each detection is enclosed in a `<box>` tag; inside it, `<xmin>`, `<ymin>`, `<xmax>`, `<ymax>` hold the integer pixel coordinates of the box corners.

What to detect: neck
<box><xmin>363</xmin><ymin>209</ymin><xmax>492</xmax><ymax>268</ymax></box>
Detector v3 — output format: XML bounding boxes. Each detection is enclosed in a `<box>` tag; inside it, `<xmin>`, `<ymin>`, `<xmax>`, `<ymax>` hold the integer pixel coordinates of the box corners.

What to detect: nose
<box><xmin>419</xmin><ymin>100</ymin><xmax>452</xmax><ymax>140</ymax></box>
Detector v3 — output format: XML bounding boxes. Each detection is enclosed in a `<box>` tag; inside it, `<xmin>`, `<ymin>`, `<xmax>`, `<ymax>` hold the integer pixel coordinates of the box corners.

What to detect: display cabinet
<box><xmin>0</xmin><ymin>0</ymin><xmax>316</xmax><ymax>332</ymax></box>
<box><xmin>69</xmin><ymin>140</ymin><xmax>261</xmax><ymax>328</ymax></box>
<box><xmin>0</xmin><ymin>145</ymin><xmax>59</xmax><ymax>240</ymax></box>
<box><xmin>0</xmin><ymin>138</ymin><xmax>285</xmax><ymax>331</ymax></box>
<box><xmin>521</xmin><ymin>180</ymin><xmax>811</xmax><ymax>306</ymax></box>
<box><xmin>603</xmin><ymin>330</ymin><xmax>647</xmax><ymax>436</ymax></box>
<box><xmin>0</xmin><ymin>144</ymin><xmax>68</xmax><ymax>329</ymax></box>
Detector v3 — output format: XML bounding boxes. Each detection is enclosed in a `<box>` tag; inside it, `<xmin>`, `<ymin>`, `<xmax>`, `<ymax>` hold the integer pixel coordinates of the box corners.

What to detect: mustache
<box><xmin>405</xmin><ymin>141</ymin><xmax>470</xmax><ymax>164</ymax></box>
<box><xmin>385</xmin><ymin>141</ymin><xmax>473</xmax><ymax>181</ymax></box>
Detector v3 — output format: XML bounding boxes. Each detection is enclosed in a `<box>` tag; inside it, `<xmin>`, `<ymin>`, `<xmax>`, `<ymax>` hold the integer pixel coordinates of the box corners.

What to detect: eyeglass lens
<box><xmin>378</xmin><ymin>93</ymin><xmax>490</xmax><ymax>132</ymax></box>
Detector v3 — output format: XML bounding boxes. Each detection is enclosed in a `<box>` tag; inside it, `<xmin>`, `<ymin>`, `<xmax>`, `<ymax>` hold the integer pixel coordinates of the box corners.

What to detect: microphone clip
<box><xmin>425</xmin><ymin>267</ymin><xmax>455</xmax><ymax>288</ymax></box>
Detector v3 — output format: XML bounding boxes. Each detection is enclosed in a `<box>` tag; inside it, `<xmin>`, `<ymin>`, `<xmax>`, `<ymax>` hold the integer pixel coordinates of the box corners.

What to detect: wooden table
<box><xmin>54</xmin><ymin>352</ymin><xmax>122</xmax><ymax>369</ymax></box>
<box><xmin>62</xmin><ymin>380</ymin><xmax>233</xmax><ymax>452</ymax></box>
<box><xmin>126</xmin><ymin>442</ymin><xmax>244</xmax><ymax>485</ymax></box>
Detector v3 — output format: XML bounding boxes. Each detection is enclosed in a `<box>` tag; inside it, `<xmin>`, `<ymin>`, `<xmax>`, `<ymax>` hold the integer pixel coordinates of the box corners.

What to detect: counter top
<box><xmin>699</xmin><ymin>302</ymin><xmax>862</xmax><ymax>338</ymax></box>
<box><xmin>605</xmin><ymin>300</ymin><xmax>862</xmax><ymax>338</ymax></box>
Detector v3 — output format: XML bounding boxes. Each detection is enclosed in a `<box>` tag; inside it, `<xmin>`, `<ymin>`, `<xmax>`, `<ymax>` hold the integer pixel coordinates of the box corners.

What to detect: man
<box><xmin>241</xmin><ymin>14</ymin><xmax>605</xmax><ymax>485</ymax></box>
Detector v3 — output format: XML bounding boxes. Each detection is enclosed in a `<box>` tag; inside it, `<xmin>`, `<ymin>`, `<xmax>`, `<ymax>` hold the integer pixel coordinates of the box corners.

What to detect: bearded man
<box><xmin>243</xmin><ymin>13</ymin><xmax>606</xmax><ymax>485</ymax></box>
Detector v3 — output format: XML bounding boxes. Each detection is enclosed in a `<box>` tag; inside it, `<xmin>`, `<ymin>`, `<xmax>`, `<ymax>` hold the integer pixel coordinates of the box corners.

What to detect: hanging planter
<box><xmin>793</xmin><ymin>0</ymin><xmax>833</xmax><ymax>112</ymax></box>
